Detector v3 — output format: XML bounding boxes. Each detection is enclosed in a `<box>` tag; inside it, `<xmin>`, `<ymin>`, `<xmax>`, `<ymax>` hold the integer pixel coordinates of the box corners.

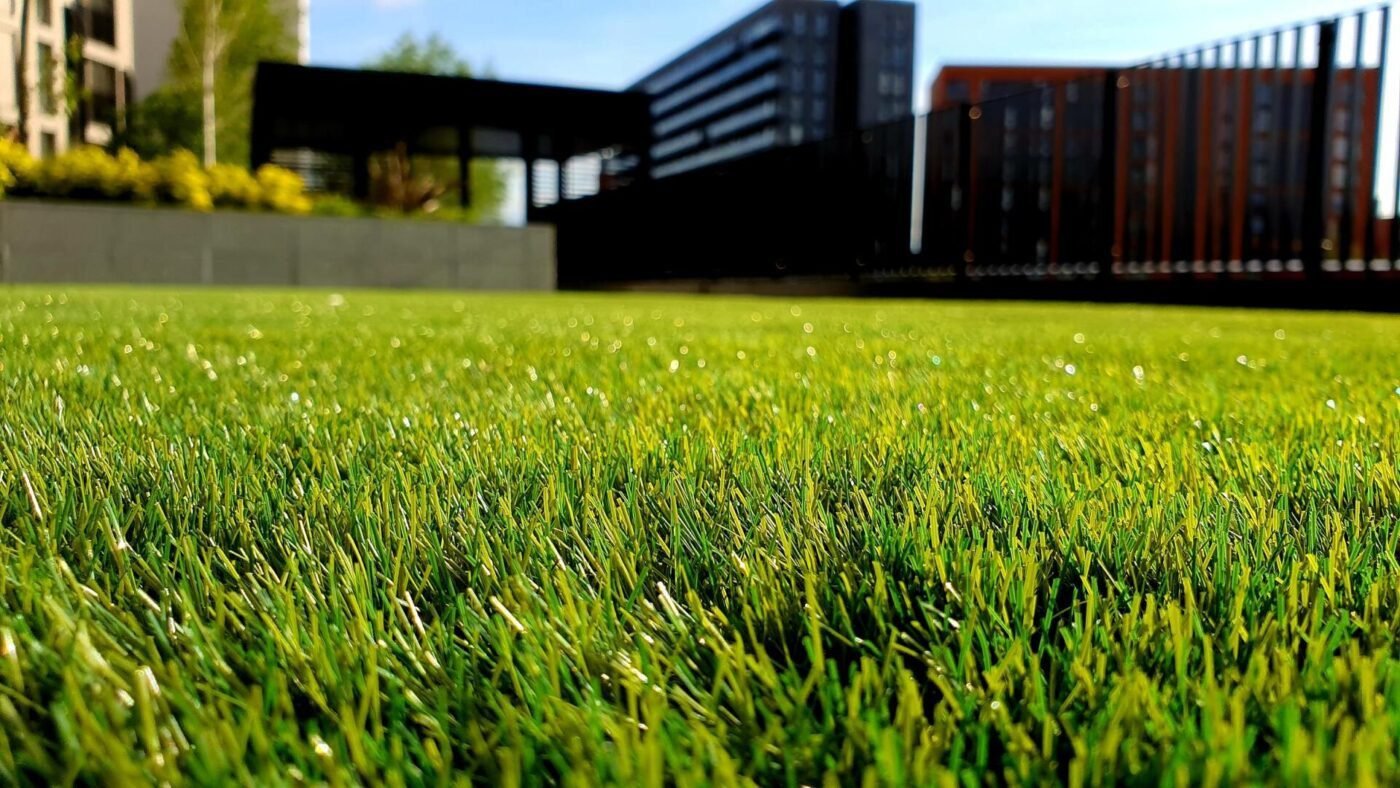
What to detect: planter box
<box><xmin>0</xmin><ymin>201</ymin><xmax>556</xmax><ymax>291</ymax></box>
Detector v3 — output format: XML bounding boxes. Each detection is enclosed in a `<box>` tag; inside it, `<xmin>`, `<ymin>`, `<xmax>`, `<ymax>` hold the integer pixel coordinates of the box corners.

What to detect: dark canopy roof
<box><xmin>251</xmin><ymin>63</ymin><xmax>651</xmax><ymax>162</ymax></box>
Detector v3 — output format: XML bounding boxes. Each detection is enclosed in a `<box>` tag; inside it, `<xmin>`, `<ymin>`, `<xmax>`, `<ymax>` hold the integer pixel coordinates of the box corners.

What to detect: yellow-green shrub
<box><xmin>207</xmin><ymin>163</ymin><xmax>262</xmax><ymax>209</ymax></box>
<box><xmin>0</xmin><ymin>139</ymin><xmax>38</xmax><ymax>194</ymax></box>
<box><xmin>35</xmin><ymin>146</ymin><xmax>160</xmax><ymax>201</ymax></box>
<box><xmin>256</xmin><ymin>165</ymin><xmax>312</xmax><ymax>214</ymax></box>
<box><xmin>1</xmin><ymin>143</ymin><xmax>315</xmax><ymax>215</ymax></box>
<box><xmin>114</xmin><ymin>148</ymin><xmax>161</xmax><ymax>202</ymax></box>
<box><xmin>151</xmin><ymin>150</ymin><xmax>213</xmax><ymax>212</ymax></box>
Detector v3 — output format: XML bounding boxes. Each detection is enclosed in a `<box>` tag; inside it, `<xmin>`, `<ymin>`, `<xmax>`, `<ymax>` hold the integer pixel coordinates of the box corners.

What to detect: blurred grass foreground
<box><xmin>2</xmin><ymin>287</ymin><xmax>1399</xmax><ymax>784</ymax></box>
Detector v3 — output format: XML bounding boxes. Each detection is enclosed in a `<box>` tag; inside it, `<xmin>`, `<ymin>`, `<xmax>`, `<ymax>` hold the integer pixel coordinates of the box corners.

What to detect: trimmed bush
<box><xmin>207</xmin><ymin>163</ymin><xmax>262</xmax><ymax>209</ymax></box>
<box><xmin>34</xmin><ymin>147</ymin><xmax>159</xmax><ymax>202</ymax></box>
<box><xmin>0</xmin><ymin>143</ymin><xmax>311</xmax><ymax>215</ymax></box>
<box><xmin>255</xmin><ymin>165</ymin><xmax>312</xmax><ymax>214</ymax></box>
<box><xmin>0</xmin><ymin>139</ymin><xmax>38</xmax><ymax>196</ymax></box>
<box><xmin>151</xmin><ymin>150</ymin><xmax>213</xmax><ymax>212</ymax></box>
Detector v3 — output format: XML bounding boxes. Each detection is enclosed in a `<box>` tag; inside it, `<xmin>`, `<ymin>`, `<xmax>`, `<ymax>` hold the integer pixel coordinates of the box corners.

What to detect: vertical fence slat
<box><xmin>1303</xmin><ymin>20</ymin><xmax>1340</xmax><ymax>279</ymax></box>
<box><xmin>1339</xmin><ymin>13</ymin><xmax>1366</xmax><ymax>270</ymax></box>
<box><xmin>1099</xmin><ymin>70</ymin><xmax>1122</xmax><ymax>280</ymax></box>
<box><xmin>1269</xmin><ymin>28</ymin><xmax>1286</xmax><ymax>264</ymax></box>
<box><xmin>1365</xmin><ymin>7</ymin><xmax>1389</xmax><ymax>270</ymax></box>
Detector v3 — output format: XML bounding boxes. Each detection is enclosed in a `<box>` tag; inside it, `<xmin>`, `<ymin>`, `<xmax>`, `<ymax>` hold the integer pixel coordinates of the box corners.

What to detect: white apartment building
<box><xmin>1</xmin><ymin>0</ymin><xmax>136</xmax><ymax>156</ymax></box>
<box><xmin>133</xmin><ymin>0</ymin><xmax>308</xmax><ymax>102</ymax></box>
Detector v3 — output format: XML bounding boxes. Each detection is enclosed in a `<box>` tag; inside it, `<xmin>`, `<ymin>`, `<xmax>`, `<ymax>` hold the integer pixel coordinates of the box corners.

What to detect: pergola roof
<box><xmin>251</xmin><ymin>63</ymin><xmax>651</xmax><ymax>161</ymax></box>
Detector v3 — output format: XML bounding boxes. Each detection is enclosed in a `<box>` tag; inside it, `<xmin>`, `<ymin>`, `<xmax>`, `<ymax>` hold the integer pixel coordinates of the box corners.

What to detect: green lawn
<box><xmin>2</xmin><ymin>287</ymin><xmax>1399</xmax><ymax>785</ymax></box>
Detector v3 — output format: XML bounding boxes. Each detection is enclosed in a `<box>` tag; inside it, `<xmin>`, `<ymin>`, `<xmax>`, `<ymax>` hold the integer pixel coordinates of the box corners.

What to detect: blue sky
<box><xmin>312</xmin><ymin>0</ymin><xmax>1383</xmax><ymax>100</ymax></box>
<box><xmin>309</xmin><ymin>0</ymin><xmax>1399</xmax><ymax>219</ymax></box>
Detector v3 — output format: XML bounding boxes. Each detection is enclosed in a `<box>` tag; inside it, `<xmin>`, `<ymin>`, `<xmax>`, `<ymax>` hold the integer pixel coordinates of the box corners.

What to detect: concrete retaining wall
<box><xmin>0</xmin><ymin>201</ymin><xmax>555</xmax><ymax>290</ymax></box>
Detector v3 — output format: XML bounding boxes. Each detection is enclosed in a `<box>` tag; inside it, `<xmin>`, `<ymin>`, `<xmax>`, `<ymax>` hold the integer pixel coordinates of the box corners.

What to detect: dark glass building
<box><xmin>837</xmin><ymin>0</ymin><xmax>916</xmax><ymax>132</ymax></box>
<box><xmin>631</xmin><ymin>0</ymin><xmax>914</xmax><ymax>180</ymax></box>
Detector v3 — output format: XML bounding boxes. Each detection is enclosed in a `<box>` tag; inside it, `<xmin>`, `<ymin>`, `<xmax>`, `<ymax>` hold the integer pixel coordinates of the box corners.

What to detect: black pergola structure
<box><xmin>250</xmin><ymin>63</ymin><xmax>652</xmax><ymax>217</ymax></box>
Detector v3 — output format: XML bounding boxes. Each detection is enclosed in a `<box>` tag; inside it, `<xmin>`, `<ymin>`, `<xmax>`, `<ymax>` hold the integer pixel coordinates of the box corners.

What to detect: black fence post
<box><xmin>1365</xmin><ymin>7</ymin><xmax>1389</xmax><ymax>273</ymax></box>
<box><xmin>1097</xmin><ymin>70</ymin><xmax>1122</xmax><ymax>282</ymax></box>
<box><xmin>457</xmin><ymin>126</ymin><xmax>474</xmax><ymax>209</ymax></box>
<box><xmin>1302</xmin><ymin>20</ymin><xmax>1339</xmax><ymax>280</ymax></box>
<box><xmin>956</xmin><ymin>102</ymin><xmax>974</xmax><ymax>282</ymax></box>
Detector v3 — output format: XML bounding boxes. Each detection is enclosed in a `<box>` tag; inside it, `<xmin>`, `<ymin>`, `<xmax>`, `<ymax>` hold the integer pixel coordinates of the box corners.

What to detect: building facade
<box><xmin>836</xmin><ymin>0</ymin><xmax>914</xmax><ymax>132</ymax></box>
<box><xmin>928</xmin><ymin>64</ymin><xmax>1381</xmax><ymax>268</ymax></box>
<box><xmin>631</xmin><ymin>0</ymin><xmax>913</xmax><ymax>180</ymax></box>
<box><xmin>133</xmin><ymin>0</ymin><xmax>309</xmax><ymax>103</ymax></box>
<box><xmin>2</xmin><ymin>0</ymin><xmax>135</xmax><ymax>156</ymax></box>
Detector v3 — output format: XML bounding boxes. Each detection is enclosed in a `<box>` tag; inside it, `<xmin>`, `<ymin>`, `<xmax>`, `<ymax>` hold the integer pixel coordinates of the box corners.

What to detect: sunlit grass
<box><xmin>2</xmin><ymin>287</ymin><xmax>1399</xmax><ymax>784</ymax></box>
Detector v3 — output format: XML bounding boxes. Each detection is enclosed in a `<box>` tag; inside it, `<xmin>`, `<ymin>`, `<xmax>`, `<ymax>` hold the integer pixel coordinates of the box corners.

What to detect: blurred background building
<box><xmin>1</xmin><ymin>0</ymin><xmax>136</xmax><ymax>156</ymax></box>
<box><xmin>928</xmin><ymin>62</ymin><xmax>1381</xmax><ymax>268</ymax></box>
<box><xmin>631</xmin><ymin>0</ymin><xmax>914</xmax><ymax>180</ymax></box>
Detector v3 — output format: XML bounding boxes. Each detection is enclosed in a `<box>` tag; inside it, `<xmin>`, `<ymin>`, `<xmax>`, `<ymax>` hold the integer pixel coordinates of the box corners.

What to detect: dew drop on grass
<box><xmin>1064</xmin><ymin>364</ymin><xmax>1077</xmax><ymax>376</ymax></box>
<box><xmin>1326</xmin><ymin>399</ymin><xmax>1337</xmax><ymax>410</ymax></box>
<box><xmin>1133</xmin><ymin>365</ymin><xmax>1145</xmax><ymax>381</ymax></box>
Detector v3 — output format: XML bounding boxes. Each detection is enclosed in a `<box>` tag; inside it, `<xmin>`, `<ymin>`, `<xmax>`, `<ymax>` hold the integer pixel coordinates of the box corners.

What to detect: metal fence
<box><xmin>551</xmin><ymin>7</ymin><xmax>1400</xmax><ymax>297</ymax></box>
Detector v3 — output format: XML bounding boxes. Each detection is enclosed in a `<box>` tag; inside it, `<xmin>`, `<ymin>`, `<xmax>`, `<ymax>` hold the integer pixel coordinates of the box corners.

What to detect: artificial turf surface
<box><xmin>2</xmin><ymin>287</ymin><xmax>1399</xmax><ymax>784</ymax></box>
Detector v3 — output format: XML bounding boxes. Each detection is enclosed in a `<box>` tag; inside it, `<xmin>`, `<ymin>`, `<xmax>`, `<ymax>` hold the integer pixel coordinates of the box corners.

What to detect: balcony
<box><xmin>69</xmin><ymin>2</ymin><xmax>118</xmax><ymax>47</ymax></box>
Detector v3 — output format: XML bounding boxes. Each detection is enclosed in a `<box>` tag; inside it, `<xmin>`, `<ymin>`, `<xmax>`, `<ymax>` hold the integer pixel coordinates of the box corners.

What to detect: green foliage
<box><xmin>117</xmin><ymin>86</ymin><xmax>205</xmax><ymax>162</ymax></box>
<box><xmin>366</xmin><ymin>32</ymin><xmax>474</xmax><ymax>77</ymax></box>
<box><xmin>364</xmin><ymin>34</ymin><xmax>505</xmax><ymax>223</ymax></box>
<box><xmin>1</xmin><ymin>291</ymin><xmax>1399</xmax><ymax>783</ymax></box>
<box><xmin>165</xmin><ymin>0</ymin><xmax>297</xmax><ymax>165</ymax></box>
<box><xmin>309</xmin><ymin>193</ymin><xmax>367</xmax><ymax>218</ymax></box>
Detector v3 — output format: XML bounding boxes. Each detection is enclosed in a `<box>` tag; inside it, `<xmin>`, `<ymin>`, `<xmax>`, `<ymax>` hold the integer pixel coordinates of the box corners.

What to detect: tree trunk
<box><xmin>201</xmin><ymin>0</ymin><xmax>221</xmax><ymax>166</ymax></box>
<box><xmin>14</xmin><ymin>0</ymin><xmax>32</xmax><ymax>147</ymax></box>
<box><xmin>202</xmin><ymin>51</ymin><xmax>216</xmax><ymax>166</ymax></box>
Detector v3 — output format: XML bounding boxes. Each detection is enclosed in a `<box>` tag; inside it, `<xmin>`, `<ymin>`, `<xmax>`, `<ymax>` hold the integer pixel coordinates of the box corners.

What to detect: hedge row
<box><xmin>0</xmin><ymin>141</ymin><xmax>312</xmax><ymax>214</ymax></box>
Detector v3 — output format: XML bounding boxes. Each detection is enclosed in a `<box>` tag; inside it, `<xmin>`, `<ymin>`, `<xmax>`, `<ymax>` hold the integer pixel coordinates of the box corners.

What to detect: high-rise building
<box><xmin>928</xmin><ymin>64</ymin><xmax>1381</xmax><ymax>266</ymax></box>
<box><xmin>631</xmin><ymin>0</ymin><xmax>914</xmax><ymax>180</ymax></box>
<box><xmin>836</xmin><ymin>0</ymin><xmax>914</xmax><ymax>132</ymax></box>
<box><xmin>133</xmin><ymin>0</ymin><xmax>308</xmax><ymax>102</ymax></box>
<box><xmin>1</xmin><ymin>0</ymin><xmax>136</xmax><ymax>156</ymax></box>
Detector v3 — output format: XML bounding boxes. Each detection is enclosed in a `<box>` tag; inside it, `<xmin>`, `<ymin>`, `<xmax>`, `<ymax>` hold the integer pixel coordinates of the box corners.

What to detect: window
<box><xmin>793</xmin><ymin>11</ymin><xmax>807</xmax><ymax>36</ymax></box>
<box><xmin>86</xmin><ymin>0</ymin><xmax>119</xmax><ymax>46</ymax></box>
<box><xmin>87</xmin><ymin>61</ymin><xmax>120</xmax><ymax>126</ymax></box>
<box><xmin>945</xmin><ymin>79</ymin><xmax>970</xmax><ymax>102</ymax></box>
<box><xmin>41</xmin><ymin>132</ymin><xmax>57</xmax><ymax>158</ymax></box>
<box><xmin>38</xmin><ymin>0</ymin><xmax>53</xmax><ymax>26</ymax></box>
<box><xmin>37</xmin><ymin>43</ymin><xmax>56</xmax><ymax>114</ymax></box>
<box><xmin>814</xmin><ymin>14</ymin><xmax>829</xmax><ymax>38</ymax></box>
